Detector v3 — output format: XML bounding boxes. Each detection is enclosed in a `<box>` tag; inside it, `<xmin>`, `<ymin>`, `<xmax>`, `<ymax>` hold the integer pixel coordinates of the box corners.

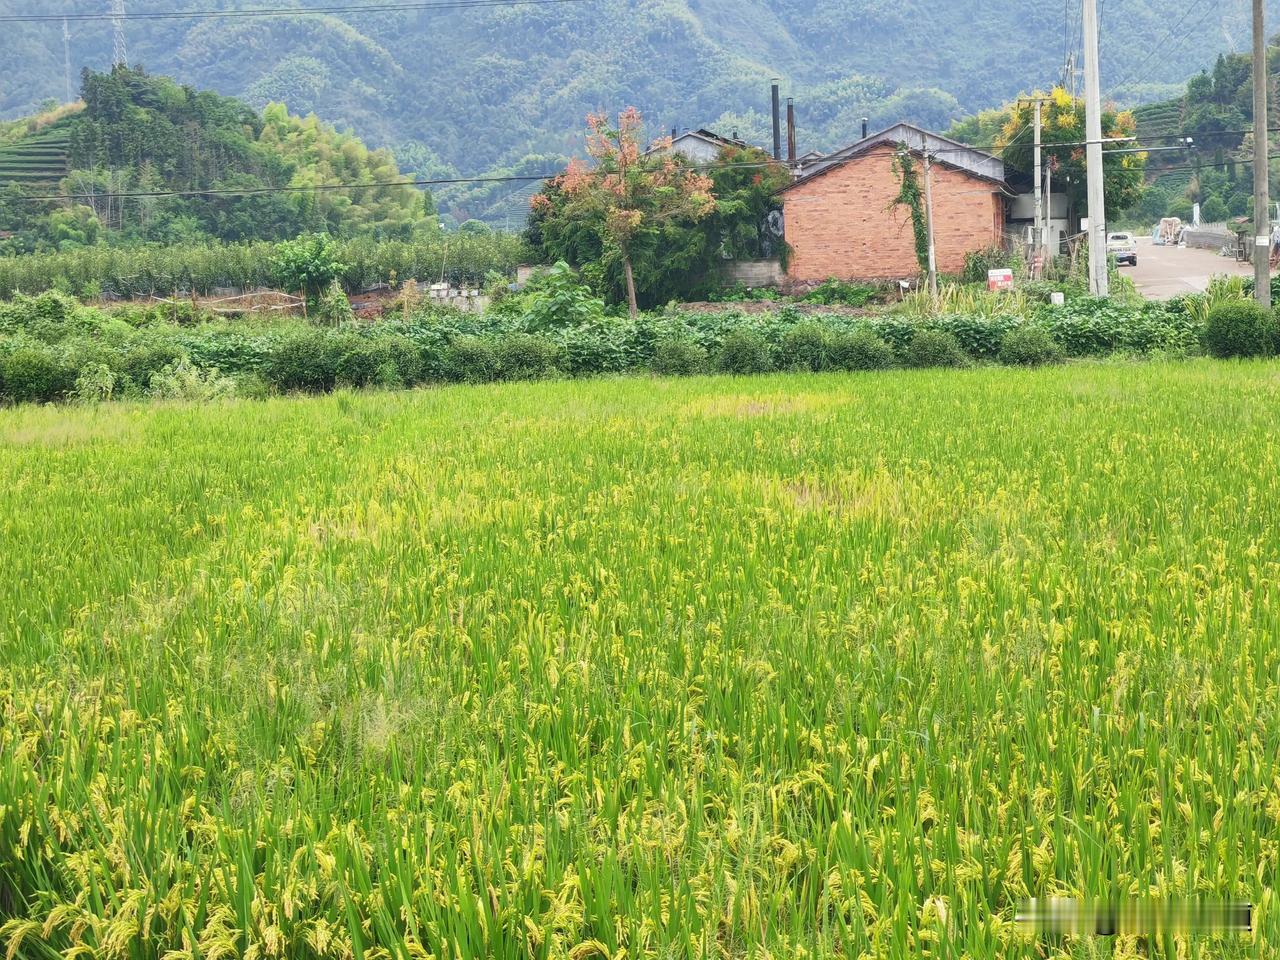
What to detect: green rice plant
<box><xmin>0</xmin><ymin>364</ymin><xmax>1277</xmax><ymax>958</ymax></box>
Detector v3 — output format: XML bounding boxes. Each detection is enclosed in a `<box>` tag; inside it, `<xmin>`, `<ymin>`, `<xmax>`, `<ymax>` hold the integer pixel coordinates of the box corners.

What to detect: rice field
<box><xmin>2</xmin><ymin>362</ymin><xmax>1279</xmax><ymax>959</ymax></box>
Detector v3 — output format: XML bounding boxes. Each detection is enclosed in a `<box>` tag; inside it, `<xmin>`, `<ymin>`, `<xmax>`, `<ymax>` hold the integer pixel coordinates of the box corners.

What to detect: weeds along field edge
<box><xmin>1</xmin><ymin>362</ymin><xmax>1279</xmax><ymax>958</ymax></box>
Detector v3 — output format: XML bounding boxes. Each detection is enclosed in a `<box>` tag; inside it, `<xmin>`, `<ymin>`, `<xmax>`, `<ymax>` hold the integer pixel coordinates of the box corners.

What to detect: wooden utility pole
<box><xmin>1083</xmin><ymin>0</ymin><xmax>1109</xmax><ymax>296</ymax></box>
<box><xmin>1254</xmin><ymin>0</ymin><xmax>1272</xmax><ymax>307</ymax></box>
<box><xmin>923</xmin><ymin>152</ymin><xmax>938</xmax><ymax>300</ymax></box>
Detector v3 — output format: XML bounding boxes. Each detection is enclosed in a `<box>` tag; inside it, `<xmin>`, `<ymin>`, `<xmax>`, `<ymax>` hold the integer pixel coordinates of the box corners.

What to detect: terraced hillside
<box><xmin>1133</xmin><ymin>99</ymin><xmax>1185</xmax><ymax>142</ymax></box>
<box><xmin>0</xmin><ymin>122</ymin><xmax>72</xmax><ymax>191</ymax></box>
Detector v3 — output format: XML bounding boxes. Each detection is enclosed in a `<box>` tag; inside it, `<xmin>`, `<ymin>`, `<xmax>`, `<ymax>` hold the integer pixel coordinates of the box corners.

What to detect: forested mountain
<box><xmin>0</xmin><ymin>0</ymin><xmax>1270</xmax><ymax>226</ymax></box>
<box><xmin>0</xmin><ymin>67</ymin><xmax>435</xmax><ymax>252</ymax></box>
<box><xmin>1124</xmin><ymin>47</ymin><xmax>1280</xmax><ymax>225</ymax></box>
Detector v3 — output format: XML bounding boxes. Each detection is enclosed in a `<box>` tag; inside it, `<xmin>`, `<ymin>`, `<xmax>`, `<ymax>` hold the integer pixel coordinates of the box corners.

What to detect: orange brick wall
<box><xmin>782</xmin><ymin>144</ymin><xmax>1005</xmax><ymax>283</ymax></box>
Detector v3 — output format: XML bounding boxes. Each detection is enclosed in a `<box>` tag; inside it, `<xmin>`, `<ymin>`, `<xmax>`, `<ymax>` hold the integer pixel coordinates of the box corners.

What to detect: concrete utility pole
<box><xmin>923</xmin><ymin>152</ymin><xmax>939</xmax><ymax>300</ymax></box>
<box><xmin>1082</xmin><ymin>0</ymin><xmax>1109</xmax><ymax>296</ymax></box>
<box><xmin>1044</xmin><ymin>158</ymin><xmax>1054</xmax><ymax>262</ymax></box>
<box><xmin>1254</xmin><ymin>0</ymin><xmax>1272</xmax><ymax>307</ymax></box>
<box><xmin>1033</xmin><ymin>99</ymin><xmax>1044</xmax><ymax>273</ymax></box>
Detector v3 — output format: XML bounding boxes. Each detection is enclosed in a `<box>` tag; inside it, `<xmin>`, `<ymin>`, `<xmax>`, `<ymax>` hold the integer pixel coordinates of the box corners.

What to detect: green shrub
<box><xmin>315</xmin><ymin>280</ymin><xmax>355</xmax><ymax>326</ymax></box>
<box><xmin>73</xmin><ymin>363</ymin><xmax>120</xmax><ymax>404</ymax></box>
<box><xmin>0</xmin><ymin>345</ymin><xmax>76</xmax><ymax>403</ymax></box>
<box><xmin>519</xmin><ymin>262</ymin><xmax>607</xmax><ymax>332</ymax></box>
<box><xmin>830</xmin><ymin>329</ymin><xmax>894</xmax><ymax>371</ymax></box>
<box><xmin>334</xmin><ymin>338</ymin><xmax>387</xmax><ymax>388</ymax></box>
<box><xmin>233</xmin><ymin>372</ymin><xmax>273</xmax><ymax>400</ymax></box>
<box><xmin>180</xmin><ymin>329</ymin><xmax>274</xmax><ymax>374</ymax></box>
<box><xmin>28</xmin><ymin>290</ymin><xmax>79</xmax><ymax>325</ymax></box>
<box><xmin>495</xmin><ymin>332</ymin><xmax>560</xmax><ymax>381</ymax></box>
<box><xmin>264</xmin><ymin>328</ymin><xmax>341</xmax><ymax>392</ymax></box>
<box><xmin>379</xmin><ymin>334</ymin><xmax>425</xmax><ymax>386</ymax></box>
<box><xmin>332</xmin><ymin>334</ymin><xmax>421</xmax><ymax>389</ymax></box>
<box><xmin>932</xmin><ymin>313</ymin><xmax>1017</xmax><ymax>361</ymax></box>
<box><xmin>904</xmin><ymin>329</ymin><xmax>969</xmax><ymax>369</ymax></box>
<box><xmin>1203</xmin><ymin>301</ymin><xmax>1274</xmax><ymax>358</ymax></box>
<box><xmin>444</xmin><ymin>335</ymin><xmax>500</xmax><ymax>383</ymax></box>
<box><xmin>803</xmin><ymin>279</ymin><xmax>878</xmax><ymax>307</ymax></box>
<box><xmin>715</xmin><ymin>329</ymin><xmax>774</xmax><ymax>375</ymax></box>
<box><xmin>650</xmin><ymin>335</ymin><xmax>708</xmax><ymax>376</ymax></box>
<box><xmin>778</xmin><ymin>321</ymin><xmax>834</xmax><ymax>371</ymax></box>
<box><xmin>552</xmin><ymin>322</ymin><xmax>630</xmax><ymax>377</ymax></box>
<box><xmin>1020</xmin><ymin>281</ymin><xmax>1072</xmax><ymax>305</ymax></box>
<box><xmin>120</xmin><ymin>340</ymin><xmax>187</xmax><ymax>389</ymax></box>
<box><xmin>961</xmin><ymin>246</ymin><xmax>1018</xmax><ymax>285</ymax></box>
<box><xmin>998</xmin><ymin>326</ymin><xmax>1063</xmax><ymax>366</ymax></box>
<box><xmin>273</xmin><ymin>233</ymin><xmax>347</xmax><ymax>302</ymax></box>
<box><xmin>147</xmin><ymin>359</ymin><xmax>238</xmax><ymax>401</ymax></box>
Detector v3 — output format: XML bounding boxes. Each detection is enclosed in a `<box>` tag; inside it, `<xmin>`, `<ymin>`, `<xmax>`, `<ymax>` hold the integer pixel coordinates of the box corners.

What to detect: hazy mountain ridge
<box><xmin>0</xmin><ymin>0</ymin><xmax>1270</xmax><ymax>222</ymax></box>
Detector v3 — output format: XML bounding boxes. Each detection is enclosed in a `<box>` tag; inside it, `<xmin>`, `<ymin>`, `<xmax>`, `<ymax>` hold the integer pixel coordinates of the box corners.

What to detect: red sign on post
<box><xmin>988</xmin><ymin>268</ymin><xmax>1015</xmax><ymax>292</ymax></box>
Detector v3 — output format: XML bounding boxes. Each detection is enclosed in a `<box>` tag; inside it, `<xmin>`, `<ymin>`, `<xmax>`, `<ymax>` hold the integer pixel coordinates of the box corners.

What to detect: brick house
<box><xmin>779</xmin><ymin>123</ymin><xmax>1008</xmax><ymax>285</ymax></box>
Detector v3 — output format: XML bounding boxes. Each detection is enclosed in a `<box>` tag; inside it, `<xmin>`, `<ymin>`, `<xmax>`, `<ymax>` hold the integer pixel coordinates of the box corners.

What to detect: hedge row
<box><xmin>0</xmin><ymin>290</ymin><xmax>1225</xmax><ymax>406</ymax></box>
<box><xmin>0</xmin><ymin>234</ymin><xmax>525</xmax><ymax>300</ymax></box>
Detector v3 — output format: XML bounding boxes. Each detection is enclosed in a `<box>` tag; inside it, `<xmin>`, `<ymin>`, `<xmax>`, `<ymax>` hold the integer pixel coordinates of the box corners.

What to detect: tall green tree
<box><xmin>527</xmin><ymin>129</ymin><xmax>789</xmax><ymax>309</ymax></box>
<box><xmin>952</xmin><ymin>87</ymin><xmax>1146</xmax><ymax>219</ymax></box>
<box><xmin>272</xmin><ymin>233</ymin><xmax>346</xmax><ymax>303</ymax></box>
<box><xmin>530</xmin><ymin>109</ymin><xmax>715</xmax><ymax>317</ymax></box>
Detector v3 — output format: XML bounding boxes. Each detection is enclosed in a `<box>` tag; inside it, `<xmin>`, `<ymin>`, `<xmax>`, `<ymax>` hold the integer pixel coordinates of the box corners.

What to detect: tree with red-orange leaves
<box><xmin>531</xmin><ymin>108</ymin><xmax>715</xmax><ymax>317</ymax></box>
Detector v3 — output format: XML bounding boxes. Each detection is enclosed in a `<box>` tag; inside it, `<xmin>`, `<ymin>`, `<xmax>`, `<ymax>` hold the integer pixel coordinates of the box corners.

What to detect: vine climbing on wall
<box><xmin>890</xmin><ymin>144</ymin><xmax>929</xmax><ymax>274</ymax></box>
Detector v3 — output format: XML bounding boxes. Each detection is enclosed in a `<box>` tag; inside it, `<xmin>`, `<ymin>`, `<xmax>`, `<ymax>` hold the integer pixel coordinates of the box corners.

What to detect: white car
<box><xmin>1107</xmin><ymin>232</ymin><xmax>1138</xmax><ymax>267</ymax></box>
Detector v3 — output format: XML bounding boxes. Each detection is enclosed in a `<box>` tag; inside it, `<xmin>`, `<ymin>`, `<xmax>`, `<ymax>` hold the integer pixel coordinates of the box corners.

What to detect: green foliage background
<box><xmin>0</xmin><ymin>67</ymin><xmax>437</xmax><ymax>252</ymax></box>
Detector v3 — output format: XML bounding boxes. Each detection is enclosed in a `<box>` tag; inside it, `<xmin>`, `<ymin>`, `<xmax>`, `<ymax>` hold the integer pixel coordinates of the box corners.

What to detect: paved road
<box><xmin>1125</xmin><ymin>236</ymin><xmax>1253</xmax><ymax>300</ymax></box>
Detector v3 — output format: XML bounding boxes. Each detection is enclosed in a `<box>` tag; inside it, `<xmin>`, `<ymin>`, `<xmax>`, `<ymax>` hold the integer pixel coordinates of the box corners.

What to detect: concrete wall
<box><xmin>669</xmin><ymin>136</ymin><xmax>724</xmax><ymax>165</ymax></box>
<box><xmin>718</xmin><ymin>259</ymin><xmax>785</xmax><ymax>288</ymax></box>
<box><xmin>781</xmin><ymin>143</ymin><xmax>1005</xmax><ymax>282</ymax></box>
<box><xmin>1182</xmin><ymin>227</ymin><xmax>1234</xmax><ymax>252</ymax></box>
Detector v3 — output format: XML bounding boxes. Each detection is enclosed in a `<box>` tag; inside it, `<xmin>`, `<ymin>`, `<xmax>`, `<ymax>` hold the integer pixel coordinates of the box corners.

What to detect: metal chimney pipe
<box><xmin>771</xmin><ymin>82</ymin><xmax>782</xmax><ymax>160</ymax></box>
<box><xmin>786</xmin><ymin>98</ymin><xmax>796</xmax><ymax>163</ymax></box>
<box><xmin>861</xmin><ymin>117</ymin><xmax>869</xmax><ymax>140</ymax></box>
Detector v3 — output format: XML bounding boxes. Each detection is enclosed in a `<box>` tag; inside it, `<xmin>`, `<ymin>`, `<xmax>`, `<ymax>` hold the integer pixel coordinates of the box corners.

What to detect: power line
<box><xmin>6</xmin><ymin>157</ymin><xmax>789</xmax><ymax>203</ymax></box>
<box><xmin>14</xmin><ymin>174</ymin><xmax>557</xmax><ymax>202</ymax></box>
<box><xmin>1110</xmin><ymin>0</ymin><xmax>1217</xmax><ymax>92</ymax></box>
<box><xmin>0</xmin><ymin>0</ymin><xmax>591</xmax><ymax>23</ymax></box>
